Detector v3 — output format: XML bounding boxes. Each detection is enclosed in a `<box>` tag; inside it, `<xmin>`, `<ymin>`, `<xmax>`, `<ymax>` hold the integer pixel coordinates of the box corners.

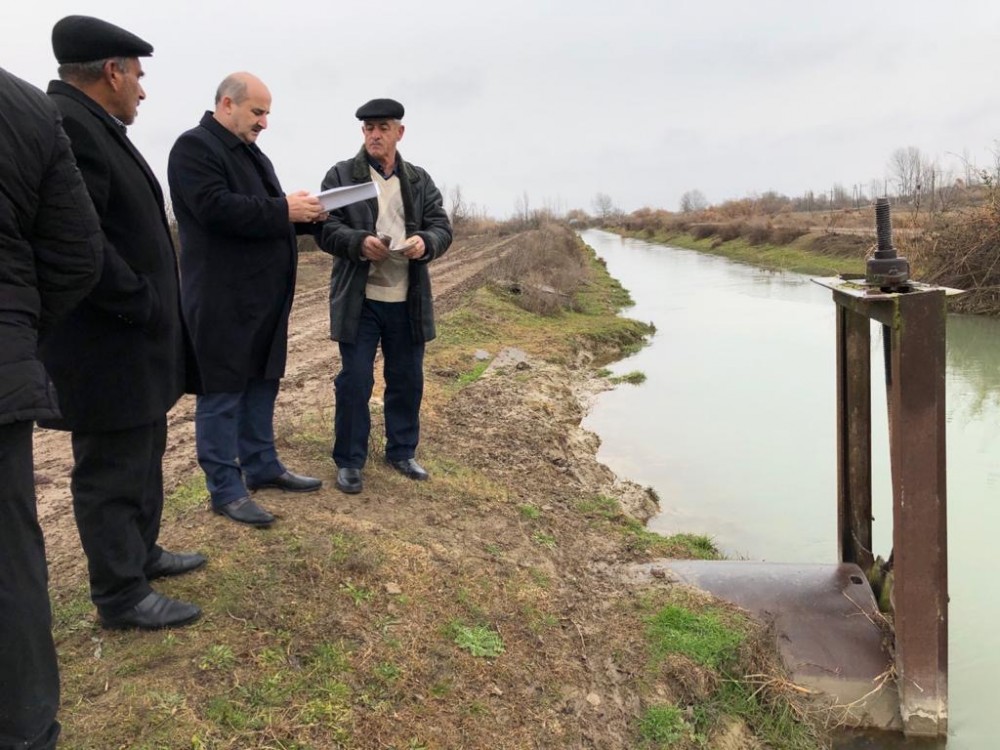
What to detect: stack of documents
<box><xmin>313</xmin><ymin>181</ymin><xmax>379</xmax><ymax>211</ymax></box>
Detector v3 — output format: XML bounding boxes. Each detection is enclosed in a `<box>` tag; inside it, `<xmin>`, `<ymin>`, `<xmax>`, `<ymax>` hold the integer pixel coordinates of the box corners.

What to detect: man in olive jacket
<box><xmin>0</xmin><ymin>66</ymin><xmax>101</xmax><ymax>750</ymax></box>
<box><xmin>168</xmin><ymin>72</ymin><xmax>324</xmax><ymax>528</ymax></box>
<box><xmin>316</xmin><ymin>98</ymin><xmax>452</xmax><ymax>495</ymax></box>
<box><xmin>41</xmin><ymin>15</ymin><xmax>205</xmax><ymax>631</ymax></box>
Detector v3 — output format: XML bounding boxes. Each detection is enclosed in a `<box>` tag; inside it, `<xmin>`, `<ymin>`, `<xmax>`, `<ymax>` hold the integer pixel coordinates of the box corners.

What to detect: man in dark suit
<box><xmin>41</xmin><ymin>15</ymin><xmax>205</xmax><ymax>630</ymax></box>
<box><xmin>168</xmin><ymin>72</ymin><xmax>324</xmax><ymax>528</ymax></box>
<box><xmin>0</xmin><ymin>66</ymin><xmax>102</xmax><ymax>750</ymax></box>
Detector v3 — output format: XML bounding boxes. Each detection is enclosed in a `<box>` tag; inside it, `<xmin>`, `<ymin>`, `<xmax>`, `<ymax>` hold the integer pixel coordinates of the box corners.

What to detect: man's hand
<box><xmin>361</xmin><ymin>234</ymin><xmax>389</xmax><ymax>262</ymax></box>
<box><xmin>400</xmin><ymin>235</ymin><xmax>426</xmax><ymax>259</ymax></box>
<box><xmin>286</xmin><ymin>190</ymin><xmax>325</xmax><ymax>223</ymax></box>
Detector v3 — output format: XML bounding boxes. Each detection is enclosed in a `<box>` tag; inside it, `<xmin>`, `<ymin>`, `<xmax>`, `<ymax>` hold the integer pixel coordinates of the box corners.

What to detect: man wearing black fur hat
<box><xmin>316</xmin><ymin>99</ymin><xmax>452</xmax><ymax>495</ymax></box>
<box><xmin>41</xmin><ymin>15</ymin><xmax>205</xmax><ymax>631</ymax></box>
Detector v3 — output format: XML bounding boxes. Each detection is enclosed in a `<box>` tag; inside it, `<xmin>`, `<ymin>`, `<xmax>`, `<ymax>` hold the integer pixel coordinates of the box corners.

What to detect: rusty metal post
<box><xmin>816</xmin><ymin>278</ymin><xmax>953</xmax><ymax>738</ymax></box>
<box><xmin>886</xmin><ymin>291</ymin><xmax>949</xmax><ymax>737</ymax></box>
<box><xmin>836</xmin><ymin>305</ymin><xmax>874</xmax><ymax>570</ymax></box>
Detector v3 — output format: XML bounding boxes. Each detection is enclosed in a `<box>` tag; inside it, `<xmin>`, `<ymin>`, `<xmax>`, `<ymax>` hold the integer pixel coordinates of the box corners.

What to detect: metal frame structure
<box><xmin>815</xmin><ymin>277</ymin><xmax>953</xmax><ymax>737</ymax></box>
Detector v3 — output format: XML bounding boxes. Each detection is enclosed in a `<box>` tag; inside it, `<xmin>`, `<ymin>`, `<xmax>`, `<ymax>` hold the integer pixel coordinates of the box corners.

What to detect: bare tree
<box><xmin>679</xmin><ymin>189</ymin><xmax>708</xmax><ymax>213</ymax></box>
<box><xmin>889</xmin><ymin>146</ymin><xmax>922</xmax><ymax>202</ymax></box>
<box><xmin>449</xmin><ymin>184</ymin><xmax>469</xmax><ymax>229</ymax></box>
<box><xmin>592</xmin><ymin>192</ymin><xmax>619</xmax><ymax>223</ymax></box>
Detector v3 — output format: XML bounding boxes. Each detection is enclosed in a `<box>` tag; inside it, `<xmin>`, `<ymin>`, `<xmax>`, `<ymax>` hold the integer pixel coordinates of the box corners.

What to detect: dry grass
<box><xmin>485</xmin><ymin>223</ymin><xmax>590</xmax><ymax>316</ymax></box>
<box><xmin>903</xmin><ymin>203</ymin><xmax>1000</xmax><ymax>315</ymax></box>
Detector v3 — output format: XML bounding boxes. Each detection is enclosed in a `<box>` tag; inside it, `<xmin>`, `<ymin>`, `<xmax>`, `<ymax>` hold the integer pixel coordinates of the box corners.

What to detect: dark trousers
<box><xmin>71</xmin><ymin>418</ymin><xmax>166</xmax><ymax>618</ymax></box>
<box><xmin>195</xmin><ymin>378</ymin><xmax>283</xmax><ymax>508</ymax></box>
<box><xmin>0</xmin><ymin>421</ymin><xmax>60</xmax><ymax>750</ymax></box>
<box><xmin>334</xmin><ymin>299</ymin><xmax>424</xmax><ymax>468</ymax></box>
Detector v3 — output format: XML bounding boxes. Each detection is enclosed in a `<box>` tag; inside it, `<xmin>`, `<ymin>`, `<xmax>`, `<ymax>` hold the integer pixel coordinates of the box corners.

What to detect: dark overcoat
<box><xmin>40</xmin><ymin>80</ymin><xmax>192</xmax><ymax>432</ymax></box>
<box><xmin>168</xmin><ymin>112</ymin><xmax>299</xmax><ymax>393</ymax></box>
<box><xmin>0</xmin><ymin>69</ymin><xmax>102</xmax><ymax>426</ymax></box>
<box><xmin>316</xmin><ymin>148</ymin><xmax>453</xmax><ymax>344</ymax></box>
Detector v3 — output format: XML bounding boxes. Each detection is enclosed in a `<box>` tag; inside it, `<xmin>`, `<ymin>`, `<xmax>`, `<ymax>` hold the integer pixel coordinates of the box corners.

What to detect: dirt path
<box><xmin>33</xmin><ymin>234</ymin><xmax>525</xmax><ymax>591</ymax></box>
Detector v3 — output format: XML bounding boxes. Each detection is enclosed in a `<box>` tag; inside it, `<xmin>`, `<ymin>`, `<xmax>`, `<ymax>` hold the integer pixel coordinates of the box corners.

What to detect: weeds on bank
<box><xmin>646</xmin><ymin>605</ymin><xmax>743</xmax><ymax>669</ymax></box>
<box><xmin>636</xmin><ymin>590</ymin><xmax>823</xmax><ymax>749</ymax></box>
<box><xmin>609</xmin><ymin>370</ymin><xmax>647</xmax><ymax>385</ymax></box>
<box><xmin>621</xmin><ymin>229</ymin><xmax>866</xmax><ymax>277</ymax></box>
<box><xmin>576</xmin><ymin>494</ymin><xmax>719</xmax><ymax>560</ymax></box>
<box><xmin>432</xmin><ymin>228</ymin><xmax>653</xmax><ymax>376</ymax></box>
<box><xmin>638</xmin><ymin>704</ymin><xmax>687</xmax><ymax>746</ymax></box>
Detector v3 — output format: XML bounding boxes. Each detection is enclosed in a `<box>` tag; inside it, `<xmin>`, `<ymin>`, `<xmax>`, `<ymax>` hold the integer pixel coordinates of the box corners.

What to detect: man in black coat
<box><xmin>168</xmin><ymin>72</ymin><xmax>324</xmax><ymax>528</ymax></box>
<box><xmin>41</xmin><ymin>15</ymin><xmax>205</xmax><ymax>630</ymax></box>
<box><xmin>316</xmin><ymin>98</ymin><xmax>452</xmax><ymax>495</ymax></box>
<box><xmin>0</xmin><ymin>66</ymin><xmax>102</xmax><ymax>750</ymax></box>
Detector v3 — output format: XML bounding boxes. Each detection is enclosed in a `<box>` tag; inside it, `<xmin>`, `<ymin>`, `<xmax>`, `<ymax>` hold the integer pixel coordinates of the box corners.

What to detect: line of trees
<box><xmin>674</xmin><ymin>144</ymin><xmax>998</xmax><ymax>216</ymax></box>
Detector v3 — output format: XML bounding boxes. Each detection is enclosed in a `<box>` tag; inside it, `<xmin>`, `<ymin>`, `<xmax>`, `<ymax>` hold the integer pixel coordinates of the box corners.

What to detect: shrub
<box><xmin>745</xmin><ymin>222</ymin><xmax>773</xmax><ymax>246</ymax></box>
<box><xmin>487</xmin><ymin>223</ymin><xmax>589</xmax><ymax>315</ymax></box>
<box><xmin>771</xmin><ymin>226</ymin><xmax>808</xmax><ymax>245</ymax></box>
<box><xmin>716</xmin><ymin>222</ymin><xmax>743</xmax><ymax>242</ymax></box>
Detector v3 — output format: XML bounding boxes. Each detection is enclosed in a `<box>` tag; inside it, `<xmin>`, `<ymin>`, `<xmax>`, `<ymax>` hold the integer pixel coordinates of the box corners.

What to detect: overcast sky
<box><xmin>6</xmin><ymin>1</ymin><xmax>1000</xmax><ymax>217</ymax></box>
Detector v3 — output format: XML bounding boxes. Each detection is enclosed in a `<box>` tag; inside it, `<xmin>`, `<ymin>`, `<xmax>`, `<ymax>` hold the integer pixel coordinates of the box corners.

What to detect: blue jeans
<box><xmin>196</xmin><ymin>378</ymin><xmax>284</xmax><ymax>508</ymax></box>
<box><xmin>334</xmin><ymin>300</ymin><xmax>424</xmax><ymax>468</ymax></box>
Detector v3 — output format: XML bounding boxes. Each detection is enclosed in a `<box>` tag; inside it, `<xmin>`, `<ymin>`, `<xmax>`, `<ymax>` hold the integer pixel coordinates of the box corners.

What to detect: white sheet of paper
<box><xmin>314</xmin><ymin>181</ymin><xmax>379</xmax><ymax>211</ymax></box>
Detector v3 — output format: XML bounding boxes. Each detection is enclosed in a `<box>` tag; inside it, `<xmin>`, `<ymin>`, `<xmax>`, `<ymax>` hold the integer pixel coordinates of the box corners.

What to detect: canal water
<box><xmin>580</xmin><ymin>229</ymin><xmax>999</xmax><ymax>748</ymax></box>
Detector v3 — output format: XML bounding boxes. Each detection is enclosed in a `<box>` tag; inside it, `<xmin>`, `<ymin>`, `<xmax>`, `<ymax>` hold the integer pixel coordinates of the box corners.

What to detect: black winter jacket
<box><xmin>0</xmin><ymin>68</ymin><xmax>101</xmax><ymax>426</ymax></box>
<box><xmin>316</xmin><ymin>149</ymin><xmax>452</xmax><ymax>344</ymax></box>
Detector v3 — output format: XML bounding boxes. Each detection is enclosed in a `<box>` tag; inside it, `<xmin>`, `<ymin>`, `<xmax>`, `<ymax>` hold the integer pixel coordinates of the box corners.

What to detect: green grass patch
<box><xmin>646</xmin><ymin>605</ymin><xmax>744</xmax><ymax>669</ymax></box>
<box><xmin>163</xmin><ymin>473</ymin><xmax>208</xmax><ymax>517</ymax></box>
<box><xmin>619</xmin><ymin>519</ymin><xmax>721</xmax><ymax>559</ymax></box>
<box><xmin>455</xmin><ymin>359</ymin><xmax>490</xmax><ymax>386</ymax></box>
<box><xmin>51</xmin><ymin>586</ymin><xmax>94</xmax><ymax>634</ymax></box>
<box><xmin>518</xmin><ymin>503</ymin><xmax>541</xmax><ymax>520</ymax></box>
<box><xmin>576</xmin><ymin>494</ymin><xmax>622</xmax><ymax>519</ymax></box>
<box><xmin>624</xmin><ymin>230</ymin><xmax>865</xmax><ymax>277</ymax></box>
<box><xmin>575</xmin><ymin>253</ymin><xmax>636</xmax><ymax>314</ymax></box>
<box><xmin>691</xmin><ymin>680</ymin><xmax>819</xmax><ymax>750</ymax></box>
<box><xmin>610</xmin><ymin>370</ymin><xmax>646</xmax><ymax>385</ymax></box>
<box><xmin>639</xmin><ymin>704</ymin><xmax>688</xmax><ymax>747</ymax></box>
<box><xmin>663</xmin><ymin>533</ymin><xmax>719</xmax><ymax>560</ymax></box>
<box><xmin>199</xmin><ymin>644</ymin><xmax>236</xmax><ymax>671</ymax></box>
<box><xmin>532</xmin><ymin>531</ymin><xmax>557</xmax><ymax>548</ymax></box>
<box><xmin>450</xmin><ymin>622</ymin><xmax>505</xmax><ymax>658</ymax></box>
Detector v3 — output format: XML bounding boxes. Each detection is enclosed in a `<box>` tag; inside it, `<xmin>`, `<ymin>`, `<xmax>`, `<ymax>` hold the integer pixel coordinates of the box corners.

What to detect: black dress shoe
<box><xmin>100</xmin><ymin>592</ymin><xmax>202</xmax><ymax>630</ymax></box>
<box><xmin>386</xmin><ymin>458</ymin><xmax>430</xmax><ymax>481</ymax></box>
<box><xmin>336</xmin><ymin>467</ymin><xmax>363</xmax><ymax>494</ymax></box>
<box><xmin>146</xmin><ymin>550</ymin><xmax>207</xmax><ymax>580</ymax></box>
<box><xmin>248</xmin><ymin>470</ymin><xmax>322</xmax><ymax>493</ymax></box>
<box><xmin>213</xmin><ymin>496</ymin><xmax>275</xmax><ymax>527</ymax></box>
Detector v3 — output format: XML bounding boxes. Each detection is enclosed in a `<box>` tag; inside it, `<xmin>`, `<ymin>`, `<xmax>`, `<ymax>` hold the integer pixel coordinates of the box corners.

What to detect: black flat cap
<box><xmin>355</xmin><ymin>98</ymin><xmax>404</xmax><ymax>121</ymax></box>
<box><xmin>52</xmin><ymin>15</ymin><xmax>153</xmax><ymax>64</ymax></box>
